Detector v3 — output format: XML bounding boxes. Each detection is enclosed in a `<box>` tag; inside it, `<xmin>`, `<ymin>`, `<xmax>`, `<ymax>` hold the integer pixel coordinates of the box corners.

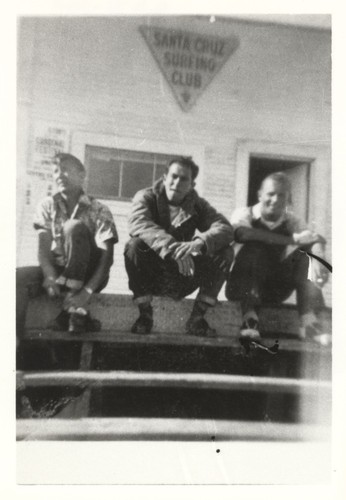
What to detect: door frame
<box><xmin>235</xmin><ymin>139</ymin><xmax>330</xmax><ymax>226</ymax></box>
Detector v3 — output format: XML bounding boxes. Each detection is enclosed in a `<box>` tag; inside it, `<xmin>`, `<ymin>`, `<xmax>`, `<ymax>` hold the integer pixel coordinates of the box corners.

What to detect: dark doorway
<box><xmin>248</xmin><ymin>156</ymin><xmax>311</xmax><ymax>221</ymax></box>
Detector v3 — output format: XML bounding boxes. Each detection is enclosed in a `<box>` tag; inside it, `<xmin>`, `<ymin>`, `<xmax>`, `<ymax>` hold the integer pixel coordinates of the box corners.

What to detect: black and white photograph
<box><xmin>7</xmin><ymin>1</ymin><xmax>344</xmax><ymax>492</ymax></box>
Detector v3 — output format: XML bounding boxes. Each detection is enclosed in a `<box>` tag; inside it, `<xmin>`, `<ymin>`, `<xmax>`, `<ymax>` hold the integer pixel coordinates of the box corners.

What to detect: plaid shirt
<box><xmin>34</xmin><ymin>192</ymin><xmax>118</xmax><ymax>266</ymax></box>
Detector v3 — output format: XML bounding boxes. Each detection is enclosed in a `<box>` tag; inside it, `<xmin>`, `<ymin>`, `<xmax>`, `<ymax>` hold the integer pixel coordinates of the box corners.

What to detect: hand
<box><xmin>168</xmin><ymin>239</ymin><xmax>205</xmax><ymax>260</ymax></box>
<box><xmin>309</xmin><ymin>258</ymin><xmax>329</xmax><ymax>288</ymax></box>
<box><xmin>176</xmin><ymin>255</ymin><xmax>195</xmax><ymax>277</ymax></box>
<box><xmin>293</xmin><ymin>230</ymin><xmax>320</xmax><ymax>246</ymax></box>
<box><xmin>42</xmin><ymin>276</ymin><xmax>61</xmax><ymax>298</ymax></box>
<box><xmin>63</xmin><ymin>288</ymin><xmax>92</xmax><ymax>311</ymax></box>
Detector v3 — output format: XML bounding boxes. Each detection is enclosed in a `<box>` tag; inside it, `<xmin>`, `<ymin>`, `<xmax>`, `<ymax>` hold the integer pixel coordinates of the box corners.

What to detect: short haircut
<box><xmin>260</xmin><ymin>172</ymin><xmax>292</xmax><ymax>204</ymax></box>
<box><xmin>52</xmin><ymin>153</ymin><xmax>85</xmax><ymax>173</ymax></box>
<box><xmin>260</xmin><ymin>171</ymin><xmax>292</xmax><ymax>193</ymax></box>
<box><xmin>167</xmin><ymin>156</ymin><xmax>199</xmax><ymax>180</ymax></box>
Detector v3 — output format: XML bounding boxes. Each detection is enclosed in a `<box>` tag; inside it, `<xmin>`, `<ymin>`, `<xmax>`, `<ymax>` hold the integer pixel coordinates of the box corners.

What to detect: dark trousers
<box><xmin>16</xmin><ymin>220</ymin><xmax>107</xmax><ymax>339</ymax></box>
<box><xmin>226</xmin><ymin>242</ymin><xmax>325</xmax><ymax>316</ymax></box>
<box><xmin>124</xmin><ymin>237</ymin><xmax>233</xmax><ymax>306</ymax></box>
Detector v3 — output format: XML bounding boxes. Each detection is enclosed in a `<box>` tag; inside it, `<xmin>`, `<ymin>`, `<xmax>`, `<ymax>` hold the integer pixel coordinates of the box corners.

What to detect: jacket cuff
<box><xmin>196</xmin><ymin>234</ymin><xmax>211</xmax><ymax>255</ymax></box>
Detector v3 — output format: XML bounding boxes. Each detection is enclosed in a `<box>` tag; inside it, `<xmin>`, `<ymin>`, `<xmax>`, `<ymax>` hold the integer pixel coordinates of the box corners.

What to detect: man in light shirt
<box><xmin>16</xmin><ymin>153</ymin><xmax>118</xmax><ymax>340</ymax></box>
<box><xmin>226</xmin><ymin>172</ymin><xmax>330</xmax><ymax>344</ymax></box>
<box><xmin>124</xmin><ymin>156</ymin><xmax>234</xmax><ymax>337</ymax></box>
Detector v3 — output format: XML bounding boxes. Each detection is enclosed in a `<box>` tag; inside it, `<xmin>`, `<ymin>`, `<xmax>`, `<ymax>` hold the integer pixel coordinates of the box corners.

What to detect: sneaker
<box><xmin>68</xmin><ymin>312</ymin><xmax>101</xmax><ymax>334</ymax></box>
<box><xmin>48</xmin><ymin>310</ymin><xmax>70</xmax><ymax>331</ymax></box>
<box><xmin>185</xmin><ymin>316</ymin><xmax>217</xmax><ymax>338</ymax></box>
<box><xmin>301</xmin><ymin>323</ymin><xmax>332</xmax><ymax>347</ymax></box>
<box><xmin>240</xmin><ymin>316</ymin><xmax>261</xmax><ymax>340</ymax></box>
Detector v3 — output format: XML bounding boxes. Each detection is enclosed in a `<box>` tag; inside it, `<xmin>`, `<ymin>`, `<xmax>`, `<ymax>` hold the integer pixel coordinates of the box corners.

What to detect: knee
<box><xmin>237</xmin><ymin>242</ymin><xmax>270</xmax><ymax>266</ymax></box>
<box><xmin>62</xmin><ymin>219</ymin><xmax>89</xmax><ymax>238</ymax></box>
<box><xmin>124</xmin><ymin>237</ymin><xmax>150</xmax><ymax>261</ymax></box>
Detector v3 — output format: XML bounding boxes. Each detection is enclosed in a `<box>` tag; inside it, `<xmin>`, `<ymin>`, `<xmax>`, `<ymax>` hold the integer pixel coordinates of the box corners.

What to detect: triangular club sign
<box><xmin>139</xmin><ymin>25</ymin><xmax>239</xmax><ymax>111</ymax></box>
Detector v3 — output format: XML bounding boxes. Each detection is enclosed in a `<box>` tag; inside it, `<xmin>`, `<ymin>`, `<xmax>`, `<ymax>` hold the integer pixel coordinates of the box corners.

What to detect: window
<box><xmin>84</xmin><ymin>146</ymin><xmax>175</xmax><ymax>200</ymax></box>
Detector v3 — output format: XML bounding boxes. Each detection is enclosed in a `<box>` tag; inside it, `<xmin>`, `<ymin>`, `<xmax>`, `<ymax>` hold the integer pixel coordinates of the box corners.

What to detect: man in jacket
<box><xmin>226</xmin><ymin>172</ymin><xmax>331</xmax><ymax>344</ymax></box>
<box><xmin>124</xmin><ymin>156</ymin><xmax>234</xmax><ymax>337</ymax></box>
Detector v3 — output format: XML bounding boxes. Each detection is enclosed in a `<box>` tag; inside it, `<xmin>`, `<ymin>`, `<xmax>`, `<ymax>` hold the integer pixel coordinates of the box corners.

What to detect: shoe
<box><xmin>185</xmin><ymin>316</ymin><xmax>217</xmax><ymax>338</ymax></box>
<box><xmin>68</xmin><ymin>312</ymin><xmax>102</xmax><ymax>334</ymax></box>
<box><xmin>48</xmin><ymin>310</ymin><xmax>70</xmax><ymax>331</ymax></box>
<box><xmin>301</xmin><ymin>323</ymin><xmax>332</xmax><ymax>347</ymax></box>
<box><xmin>131</xmin><ymin>303</ymin><xmax>153</xmax><ymax>334</ymax></box>
<box><xmin>240</xmin><ymin>316</ymin><xmax>261</xmax><ymax>340</ymax></box>
<box><xmin>131</xmin><ymin>315</ymin><xmax>153</xmax><ymax>334</ymax></box>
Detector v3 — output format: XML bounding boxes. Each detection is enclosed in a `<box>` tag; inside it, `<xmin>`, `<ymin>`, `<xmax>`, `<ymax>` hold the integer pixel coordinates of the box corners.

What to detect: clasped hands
<box><xmin>168</xmin><ymin>239</ymin><xmax>205</xmax><ymax>277</ymax></box>
<box><xmin>43</xmin><ymin>275</ymin><xmax>92</xmax><ymax>309</ymax></box>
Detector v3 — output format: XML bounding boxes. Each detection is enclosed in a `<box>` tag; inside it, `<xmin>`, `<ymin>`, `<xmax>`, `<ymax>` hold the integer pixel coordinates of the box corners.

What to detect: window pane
<box><xmin>121</xmin><ymin>161</ymin><xmax>154</xmax><ymax>199</ymax></box>
<box><xmin>88</xmin><ymin>159</ymin><xmax>120</xmax><ymax>198</ymax></box>
<box><xmin>154</xmin><ymin>163</ymin><xmax>168</xmax><ymax>181</ymax></box>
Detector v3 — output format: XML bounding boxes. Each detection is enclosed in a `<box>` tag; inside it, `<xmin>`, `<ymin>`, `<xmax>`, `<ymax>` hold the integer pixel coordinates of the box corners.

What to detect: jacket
<box><xmin>128</xmin><ymin>179</ymin><xmax>234</xmax><ymax>259</ymax></box>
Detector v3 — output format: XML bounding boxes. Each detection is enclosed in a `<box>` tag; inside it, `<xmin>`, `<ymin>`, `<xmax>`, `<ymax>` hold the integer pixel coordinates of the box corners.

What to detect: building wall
<box><xmin>17</xmin><ymin>16</ymin><xmax>331</xmax><ymax>303</ymax></box>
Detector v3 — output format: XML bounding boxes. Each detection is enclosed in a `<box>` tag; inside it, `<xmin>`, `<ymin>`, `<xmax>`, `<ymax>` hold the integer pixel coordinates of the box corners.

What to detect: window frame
<box><xmin>84</xmin><ymin>145</ymin><xmax>174</xmax><ymax>201</ymax></box>
<box><xmin>71</xmin><ymin>132</ymin><xmax>205</xmax><ymax>201</ymax></box>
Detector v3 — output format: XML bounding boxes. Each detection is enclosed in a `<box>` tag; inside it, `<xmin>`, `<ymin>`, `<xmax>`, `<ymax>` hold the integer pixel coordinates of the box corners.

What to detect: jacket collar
<box><xmin>153</xmin><ymin>179</ymin><xmax>198</xmax><ymax>228</ymax></box>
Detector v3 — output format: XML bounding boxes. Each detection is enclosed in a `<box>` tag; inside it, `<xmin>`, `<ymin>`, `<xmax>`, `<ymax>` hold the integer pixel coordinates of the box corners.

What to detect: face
<box><xmin>164</xmin><ymin>163</ymin><xmax>194</xmax><ymax>205</ymax></box>
<box><xmin>53</xmin><ymin>160</ymin><xmax>85</xmax><ymax>196</ymax></box>
<box><xmin>258</xmin><ymin>179</ymin><xmax>290</xmax><ymax>221</ymax></box>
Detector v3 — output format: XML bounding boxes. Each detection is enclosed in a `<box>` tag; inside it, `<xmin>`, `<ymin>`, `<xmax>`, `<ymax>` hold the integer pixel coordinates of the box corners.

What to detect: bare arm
<box><xmin>235</xmin><ymin>226</ymin><xmax>294</xmax><ymax>245</ymax></box>
<box><xmin>235</xmin><ymin>226</ymin><xmax>323</xmax><ymax>247</ymax></box>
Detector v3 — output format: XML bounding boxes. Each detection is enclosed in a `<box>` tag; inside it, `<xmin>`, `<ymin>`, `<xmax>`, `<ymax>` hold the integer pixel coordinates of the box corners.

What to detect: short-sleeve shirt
<box><xmin>34</xmin><ymin>192</ymin><xmax>118</xmax><ymax>266</ymax></box>
<box><xmin>230</xmin><ymin>202</ymin><xmax>308</xmax><ymax>260</ymax></box>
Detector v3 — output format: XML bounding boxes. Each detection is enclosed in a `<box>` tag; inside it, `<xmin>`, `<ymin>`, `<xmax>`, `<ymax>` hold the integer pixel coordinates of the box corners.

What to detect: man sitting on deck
<box><xmin>124</xmin><ymin>156</ymin><xmax>234</xmax><ymax>337</ymax></box>
<box><xmin>225</xmin><ymin>172</ymin><xmax>331</xmax><ymax>345</ymax></box>
<box><xmin>16</xmin><ymin>153</ymin><xmax>118</xmax><ymax>340</ymax></box>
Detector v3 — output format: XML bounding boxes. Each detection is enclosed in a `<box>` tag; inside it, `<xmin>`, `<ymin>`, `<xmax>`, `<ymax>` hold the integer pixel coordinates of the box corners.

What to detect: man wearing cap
<box><xmin>16</xmin><ymin>153</ymin><xmax>118</xmax><ymax>339</ymax></box>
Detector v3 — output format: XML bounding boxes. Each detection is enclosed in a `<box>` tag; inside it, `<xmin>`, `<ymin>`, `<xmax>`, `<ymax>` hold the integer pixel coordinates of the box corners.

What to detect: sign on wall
<box><xmin>26</xmin><ymin>122</ymin><xmax>70</xmax><ymax>205</ymax></box>
<box><xmin>139</xmin><ymin>25</ymin><xmax>239</xmax><ymax>112</ymax></box>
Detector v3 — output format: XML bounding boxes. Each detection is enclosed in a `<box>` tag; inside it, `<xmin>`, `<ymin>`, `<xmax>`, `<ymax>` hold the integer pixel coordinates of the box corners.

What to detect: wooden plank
<box><xmin>24</xmin><ymin>329</ymin><xmax>331</xmax><ymax>353</ymax></box>
<box><xmin>16</xmin><ymin>370</ymin><xmax>332</xmax><ymax>395</ymax></box>
<box><xmin>53</xmin><ymin>341</ymin><xmax>95</xmax><ymax>418</ymax></box>
<box><xmin>16</xmin><ymin>417</ymin><xmax>330</xmax><ymax>442</ymax></box>
<box><xmin>79</xmin><ymin>341</ymin><xmax>94</xmax><ymax>371</ymax></box>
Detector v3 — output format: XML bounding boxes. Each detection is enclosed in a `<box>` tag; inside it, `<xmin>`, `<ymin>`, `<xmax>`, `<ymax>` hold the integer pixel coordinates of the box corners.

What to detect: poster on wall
<box><xmin>27</xmin><ymin>121</ymin><xmax>70</xmax><ymax>203</ymax></box>
<box><xmin>17</xmin><ymin>122</ymin><xmax>71</xmax><ymax>265</ymax></box>
<box><xmin>139</xmin><ymin>25</ymin><xmax>239</xmax><ymax>111</ymax></box>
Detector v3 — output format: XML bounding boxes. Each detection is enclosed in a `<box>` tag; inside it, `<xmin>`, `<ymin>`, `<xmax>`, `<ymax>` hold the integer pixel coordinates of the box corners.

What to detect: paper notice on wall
<box><xmin>29</xmin><ymin>121</ymin><xmax>70</xmax><ymax>180</ymax></box>
<box><xmin>26</xmin><ymin>121</ymin><xmax>70</xmax><ymax>204</ymax></box>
